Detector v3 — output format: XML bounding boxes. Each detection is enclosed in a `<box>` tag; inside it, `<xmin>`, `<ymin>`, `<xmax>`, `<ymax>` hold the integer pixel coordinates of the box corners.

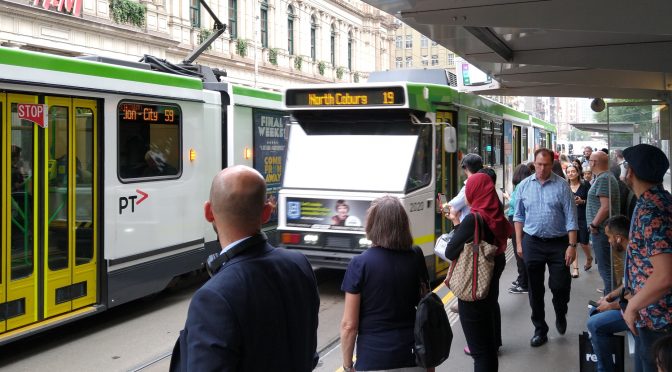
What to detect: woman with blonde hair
<box><xmin>340</xmin><ymin>195</ymin><xmax>431</xmax><ymax>372</ymax></box>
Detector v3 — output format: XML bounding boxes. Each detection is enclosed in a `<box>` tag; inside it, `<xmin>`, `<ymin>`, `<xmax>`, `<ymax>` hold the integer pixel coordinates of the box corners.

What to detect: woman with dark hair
<box><xmin>653</xmin><ymin>334</ymin><xmax>672</xmax><ymax>372</ymax></box>
<box><xmin>566</xmin><ymin>164</ymin><xmax>593</xmax><ymax>276</ymax></box>
<box><xmin>442</xmin><ymin>173</ymin><xmax>512</xmax><ymax>372</ymax></box>
<box><xmin>340</xmin><ymin>196</ymin><xmax>429</xmax><ymax>372</ymax></box>
<box><xmin>508</xmin><ymin>164</ymin><xmax>533</xmax><ymax>294</ymax></box>
<box><xmin>552</xmin><ymin>160</ymin><xmax>566</xmax><ymax>179</ymax></box>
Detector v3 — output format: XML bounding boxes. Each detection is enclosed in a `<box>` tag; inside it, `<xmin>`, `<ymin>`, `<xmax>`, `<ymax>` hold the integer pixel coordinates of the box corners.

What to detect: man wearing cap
<box><xmin>621</xmin><ymin>144</ymin><xmax>672</xmax><ymax>372</ymax></box>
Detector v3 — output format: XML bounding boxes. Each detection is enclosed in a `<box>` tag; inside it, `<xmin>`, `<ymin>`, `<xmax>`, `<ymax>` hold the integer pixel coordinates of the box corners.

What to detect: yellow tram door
<box><xmin>43</xmin><ymin>97</ymin><xmax>98</xmax><ymax>318</ymax></box>
<box><xmin>4</xmin><ymin>94</ymin><xmax>39</xmax><ymax>331</ymax></box>
<box><xmin>435</xmin><ymin>110</ymin><xmax>455</xmax><ymax>274</ymax></box>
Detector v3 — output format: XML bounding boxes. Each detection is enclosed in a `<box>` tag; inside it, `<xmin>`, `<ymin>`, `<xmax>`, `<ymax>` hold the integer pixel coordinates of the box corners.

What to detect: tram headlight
<box><xmin>303</xmin><ymin>234</ymin><xmax>319</xmax><ymax>245</ymax></box>
<box><xmin>359</xmin><ymin>238</ymin><xmax>372</xmax><ymax>248</ymax></box>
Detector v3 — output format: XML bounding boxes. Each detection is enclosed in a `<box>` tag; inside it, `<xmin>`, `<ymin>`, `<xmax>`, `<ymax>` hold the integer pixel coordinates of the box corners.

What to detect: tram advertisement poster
<box><xmin>253</xmin><ymin>109</ymin><xmax>287</xmax><ymax>224</ymax></box>
<box><xmin>285</xmin><ymin>198</ymin><xmax>370</xmax><ymax>232</ymax></box>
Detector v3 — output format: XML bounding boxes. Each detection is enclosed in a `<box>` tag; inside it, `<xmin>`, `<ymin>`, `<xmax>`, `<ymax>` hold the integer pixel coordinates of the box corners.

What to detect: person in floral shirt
<box><xmin>621</xmin><ymin>144</ymin><xmax>672</xmax><ymax>372</ymax></box>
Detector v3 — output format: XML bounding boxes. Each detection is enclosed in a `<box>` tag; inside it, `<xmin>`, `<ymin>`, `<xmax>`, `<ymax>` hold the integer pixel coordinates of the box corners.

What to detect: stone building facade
<box><xmin>0</xmin><ymin>0</ymin><xmax>396</xmax><ymax>90</ymax></box>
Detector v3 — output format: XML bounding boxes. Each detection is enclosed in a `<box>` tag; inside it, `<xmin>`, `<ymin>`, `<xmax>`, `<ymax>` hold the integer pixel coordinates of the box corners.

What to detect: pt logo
<box><xmin>119</xmin><ymin>189</ymin><xmax>149</xmax><ymax>214</ymax></box>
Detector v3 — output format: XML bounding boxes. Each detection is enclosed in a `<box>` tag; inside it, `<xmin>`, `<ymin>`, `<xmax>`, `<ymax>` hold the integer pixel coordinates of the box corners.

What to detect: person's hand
<box><xmin>574</xmin><ymin>196</ymin><xmax>581</xmax><ymax>206</ymax></box>
<box><xmin>516</xmin><ymin>242</ymin><xmax>523</xmax><ymax>258</ymax></box>
<box><xmin>565</xmin><ymin>246</ymin><xmax>577</xmax><ymax>266</ymax></box>
<box><xmin>623</xmin><ymin>304</ymin><xmax>641</xmax><ymax>336</ymax></box>
<box><xmin>597</xmin><ymin>298</ymin><xmax>618</xmax><ymax>312</ymax></box>
<box><xmin>447</xmin><ymin>208</ymin><xmax>461</xmax><ymax>225</ymax></box>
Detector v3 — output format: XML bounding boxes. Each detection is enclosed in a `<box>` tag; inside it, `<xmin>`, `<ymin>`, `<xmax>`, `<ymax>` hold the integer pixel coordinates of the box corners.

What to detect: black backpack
<box><xmin>412</xmin><ymin>247</ymin><xmax>453</xmax><ymax>368</ymax></box>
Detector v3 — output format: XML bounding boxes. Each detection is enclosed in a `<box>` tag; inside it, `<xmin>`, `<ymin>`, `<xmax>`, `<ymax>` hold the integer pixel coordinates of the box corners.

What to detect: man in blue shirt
<box><xmin>514</xmin><ymin>148</ymin><xmax>579</xmax><ymax>347</ymax></box>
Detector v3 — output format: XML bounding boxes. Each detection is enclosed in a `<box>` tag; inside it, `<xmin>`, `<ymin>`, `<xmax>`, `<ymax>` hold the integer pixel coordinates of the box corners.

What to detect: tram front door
<box><xmin>1</xmin><ymin>94</ymin><xmax>98</xmax><ymax>333</ymax></box>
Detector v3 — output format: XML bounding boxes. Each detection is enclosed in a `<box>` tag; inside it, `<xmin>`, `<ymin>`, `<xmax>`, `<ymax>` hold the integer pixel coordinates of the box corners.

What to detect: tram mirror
<box><xmin>444</xmin><ymin>126</ymin><xmax>457</xmax><ymax>153</ymax></box>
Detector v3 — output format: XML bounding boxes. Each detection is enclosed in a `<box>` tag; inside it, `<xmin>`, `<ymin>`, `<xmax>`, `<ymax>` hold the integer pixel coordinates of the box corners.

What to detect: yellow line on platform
<box><xmin>442</xmin><ymin>291</ymin><xmax>454</xmax><ymax>304</ymax></box>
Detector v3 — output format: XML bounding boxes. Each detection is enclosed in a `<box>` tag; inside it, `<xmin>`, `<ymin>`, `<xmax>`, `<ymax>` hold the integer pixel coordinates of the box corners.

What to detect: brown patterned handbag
<box><xmin>444</xmin><ymin>213</ymin><xmax>497</xmax><ymax>301</ymax></box>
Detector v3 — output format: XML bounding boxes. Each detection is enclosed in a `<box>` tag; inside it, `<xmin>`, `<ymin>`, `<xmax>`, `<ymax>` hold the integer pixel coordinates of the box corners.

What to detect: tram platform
<box><xmin>317</xmin><ymin>245</ymin><xmax>635</xmax><ymax>372</ymax></box>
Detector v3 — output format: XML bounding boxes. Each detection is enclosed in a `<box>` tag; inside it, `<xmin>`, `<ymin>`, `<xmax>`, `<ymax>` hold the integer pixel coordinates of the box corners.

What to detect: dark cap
<box><xmin>622</xmin><ymin>144</ymin><xmax>669</xmax><ymax>184</ymax></box>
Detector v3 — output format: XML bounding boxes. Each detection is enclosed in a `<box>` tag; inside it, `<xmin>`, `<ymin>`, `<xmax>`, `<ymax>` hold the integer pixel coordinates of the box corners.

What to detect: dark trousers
<box><xmin>509</xmin><ymin>216</ymin><xmax>528</xmax><ymax>289</ymax></box>
<box><xmin>459</xmin><ymin>253</ymin><xmax>506</xmax><ymax>372</ymax></box>
<box><xmin>522</xmin><ymin>233</ymin><xmax>571</xmax><ymax>337</ymax></box>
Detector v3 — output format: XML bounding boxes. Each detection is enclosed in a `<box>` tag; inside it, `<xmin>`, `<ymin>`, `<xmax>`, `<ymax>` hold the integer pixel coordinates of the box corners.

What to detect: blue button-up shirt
<box><xmin>513</xmin><ymin>172</ymin><xmax>579</xmax><ymax>238</ymax></box>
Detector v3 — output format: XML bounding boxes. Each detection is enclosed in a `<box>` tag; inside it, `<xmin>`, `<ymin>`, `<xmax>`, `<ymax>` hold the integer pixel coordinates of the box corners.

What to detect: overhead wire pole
<box><xmin>182</xmin><ymin>0</ymin><xmax>226</xmax><ymax>65</ymax></box>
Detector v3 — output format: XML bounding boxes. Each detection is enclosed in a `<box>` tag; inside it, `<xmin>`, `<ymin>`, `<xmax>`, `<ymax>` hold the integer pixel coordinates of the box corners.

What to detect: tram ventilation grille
<box><xmin>325</xmin><ymin>236</ymin><xmax>352</xmax><ymax>249</ymax></box>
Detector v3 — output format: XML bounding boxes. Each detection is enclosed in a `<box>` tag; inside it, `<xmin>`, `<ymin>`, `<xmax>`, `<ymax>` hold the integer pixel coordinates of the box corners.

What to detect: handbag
<box><xmin>579</xmin><ymin>332</ymin><xmax>625</xmax><ymax>372</ymax></box>
<box><xmin>434</xmin><ymin>230</ymin><xmax>455</xmax><ymax>262</ymax></box>
<box><xmin>412</xmin><ymin>246</ymin><xmax>452</xmax><ymax>368</ymax></box>
<box><xmin>444</xmin><ymin>213</ymin><xmax>497</xmax><ymax>301</ymax></box>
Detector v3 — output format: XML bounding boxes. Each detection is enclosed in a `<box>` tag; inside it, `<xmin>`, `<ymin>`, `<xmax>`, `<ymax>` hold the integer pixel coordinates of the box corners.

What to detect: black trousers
<box><xmin>459</xmin><ymin>253</ymin><xmax>506</xmax><ymax>372</ymax></box>
<box><xmin>509</xmin><ymin>216</ymin><xmax>528</xmax><ymax>289</ymax></box>
<box><xmin>522</xmin><ymin>233</ymin><xmax>571</xmax><ymax>337</ymax></box>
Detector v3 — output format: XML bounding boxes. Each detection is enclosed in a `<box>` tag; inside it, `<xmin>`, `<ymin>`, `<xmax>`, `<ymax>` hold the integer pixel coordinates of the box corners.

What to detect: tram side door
<box><xmin>3</xmin><ymin>94</ymin><xmax>39</xmax><ymax>331</ymax></box>
<box><xmin>1</xmin><ymin>94</ymin><xmax>98</xmax><ymax>332</ymax></box>
<box><xmin>435</xmin><ymin>110</ymin><xmax>455</xmax><ymax>273</ymax></box>
<box><xmin>43</xmin><ymin>97</ymin><xmax>98</xmax><ymax>319</ymax></box>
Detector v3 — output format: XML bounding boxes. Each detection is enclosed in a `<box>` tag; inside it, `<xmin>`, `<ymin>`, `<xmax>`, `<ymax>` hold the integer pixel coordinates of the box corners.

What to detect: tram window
<box><xmin>406</xmin><ymin>125</ymin><xmax>432</xmax><ymax>192</ymax></box>
<box><xmin>118</xmin><ymin>102</ymin><xmax>181</xmax><ymax>182</ymax></box>
<box><xmin>75</xmin><ymin>107</ymin><xmax>95</xmax><ymax>264</ymax></box>
<box><xmin>492</xmin><ymin>121</ymin><xmax>503</xmax><ymax>165</ymax></box>
<box><xmin>467</xmin><ymin>117</ymin><xmax>480</xmax><ymax>155</ymax></box>
<box><xmin>481</xmin><ymin>120</ymin><xmax>493</xmax><ymax>165</ymax></box>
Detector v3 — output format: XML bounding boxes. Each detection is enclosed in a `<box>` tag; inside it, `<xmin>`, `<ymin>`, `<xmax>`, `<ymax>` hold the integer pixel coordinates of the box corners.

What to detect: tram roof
<box><xmin>364</xmin><ymin>0</ymin><xmax>672</xmax><ymax>100</ymax></box>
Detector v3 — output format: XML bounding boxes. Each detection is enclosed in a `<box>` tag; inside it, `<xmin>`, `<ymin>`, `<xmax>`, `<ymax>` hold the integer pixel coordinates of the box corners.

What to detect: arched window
<box><xmin>260</xmin><ymin>0</ymin><xmax>268</xmax><ymax>48</ymax></box>
<box><xmin>287</xmin><ymin>6</ymin><xmax>294</xmax><ymax>55</ymax></box>
<box><xmin>310</xmin><ymin>16</ymin><xmax>317</xmax><ymax>61</ymax></box>
<box><xmin>330</xmin><ymin>24</ymin><xmax>336</xmax><ymax>65</ymax></box>
<box><xmin>347</xmin><ymin>31</ymin><xmax>353</xmax><ymax>70</ymax></box>
<box><xmin>228</xmin><ymin>0</ymin><xmax>237</xmax><ymax>39</ymax></box>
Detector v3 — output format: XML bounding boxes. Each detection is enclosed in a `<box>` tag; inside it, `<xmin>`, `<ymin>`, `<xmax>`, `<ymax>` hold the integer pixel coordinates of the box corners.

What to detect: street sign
<box><xmin>17</xmin><ymin>103</ymin><xmax>48</xmax><ymax>128</ymax></box>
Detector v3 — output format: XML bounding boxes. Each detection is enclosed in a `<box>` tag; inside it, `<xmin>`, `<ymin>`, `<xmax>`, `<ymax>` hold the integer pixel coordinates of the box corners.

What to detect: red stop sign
<box><xmin>17</xmin><ymin>103</ymin><xmax>48</xmax><ymax>128</ymax></box>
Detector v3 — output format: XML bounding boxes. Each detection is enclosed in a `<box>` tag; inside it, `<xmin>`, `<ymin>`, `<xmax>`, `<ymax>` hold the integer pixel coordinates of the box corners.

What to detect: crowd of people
<box><xmin>167</xmin><ymin>142</ymin><xmax>671</xmax><ymax>372</ymax></box>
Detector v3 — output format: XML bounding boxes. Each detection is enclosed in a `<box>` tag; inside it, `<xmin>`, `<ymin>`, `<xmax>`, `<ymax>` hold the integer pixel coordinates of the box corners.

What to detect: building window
<box><xmin>421</xmin><ymin>55</ymin><xmax>428</xmax><ymax>66</ymax></box>
<box><xmin>190</xmin><ymin>0</ymin><xmax>200</xmax><ymax>28</ymax></box>
<box><xmin>395</xmin><ymin>36</ymin><xmax>402</xmax><ymax>49</ymax></box>
<box><xmin>288</xmin><ymin>6</ymin><xmax>294</xmax><ymax>55</ymax></box>
<box><xmin>421</xmin><ymin>36</ymin><xmax>428</xmax><ymax>48</ymax></box>
<box><xmin>432</xmin><ymin>41</ymin><xmax>438</xmax><ymax>46</ymax></box>
<box><xmin>431</xmin><ymin>54</ymin><xmax>439</xmax><ymax>66</ymax></box>
<box><xmin>260</xmin><ymin>1</ymin><xmax>268</xmax><ymax>48</ymax></box>
<box><xmin>447</xmin><ymin>53</ymin><xmax>454</xmax><ymax>66</ymax></box>
<box><xmin>311</xmin><ymin>16</ymin><xmax>317</xmax><ymax>61</ymax></box>
<box><xmin>348</xmin><ymin>31</ymin><xmax>353</xmax><ymax>70</ymax></box>
<box><xmin>405</xmin><ymin>35</ymin><xmax>412</xmax><ymax>49</ymax></box>
<box><xmin>405</xmin><ymin>56</ymin><xmax>412</xmax><ymax>67</ymax></box>
<box><xmin>228</xmin><ymin>0</ymin><xmax>237</xmax><ymax>39</ymax></box>
<box><xmin>395</xmin><ymin>57</ymin><xmax>403</xmax><ymax>68</ymax></box>
<box><xmin>331</xmin><ymin>24</ymin><xmax>336</xmax><ymax>65</ymax></box>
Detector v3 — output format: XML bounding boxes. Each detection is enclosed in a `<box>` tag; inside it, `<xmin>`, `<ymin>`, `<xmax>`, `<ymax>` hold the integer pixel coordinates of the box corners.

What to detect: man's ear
<box><xmin>261</xmin><ymin>202</ymin><xmax>273</xmax><ymax>224</ymax></box>
<box><xmin>204</xmin><ymin>201</ymin><xmax>215</xmax><ymax>222</ymax></box>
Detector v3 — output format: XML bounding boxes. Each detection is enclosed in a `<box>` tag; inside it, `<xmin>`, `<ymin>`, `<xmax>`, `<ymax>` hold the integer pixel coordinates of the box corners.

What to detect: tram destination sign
<box><xmin>285</xmin><ymin>86</ymin><xmax>406</xmax><ymax>108</ymax></box>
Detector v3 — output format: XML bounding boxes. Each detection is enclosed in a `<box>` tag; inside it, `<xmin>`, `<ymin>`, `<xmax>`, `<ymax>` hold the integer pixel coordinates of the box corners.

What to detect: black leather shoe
<box><xmin>530</xmin><ymin>335</ymin><xmax>548</xmax><ymax>347</ymax></box>
<box><xmin>556</xmin><ymin>316</ymin><xmax>567</xmax><ymax>335</ymax></box>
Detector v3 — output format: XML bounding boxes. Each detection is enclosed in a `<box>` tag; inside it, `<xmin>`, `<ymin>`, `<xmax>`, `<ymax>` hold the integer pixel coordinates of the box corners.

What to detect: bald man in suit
<box><xmin>174</xmin><ymin>166</ymin><xmax>320</xmax><ymax>372</ymax></box>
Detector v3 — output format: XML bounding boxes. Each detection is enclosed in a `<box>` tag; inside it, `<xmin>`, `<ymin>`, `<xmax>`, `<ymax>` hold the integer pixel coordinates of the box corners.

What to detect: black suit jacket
<box><xmin>178</xmin><ymin>240</ymin><xmax>319</xmax><ymax>372</ymax></box>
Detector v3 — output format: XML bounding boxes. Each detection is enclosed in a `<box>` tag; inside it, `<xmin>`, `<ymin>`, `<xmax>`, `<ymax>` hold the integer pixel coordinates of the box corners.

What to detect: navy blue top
<box><xmin>572</xmin><ymin>181</ymin><xmax>590</xmax><ymax>222</ymax></box>
<box><xmin>341</xmin><ymin>247</ymin><xmax>420</xmax><ymax>370</ymax></box>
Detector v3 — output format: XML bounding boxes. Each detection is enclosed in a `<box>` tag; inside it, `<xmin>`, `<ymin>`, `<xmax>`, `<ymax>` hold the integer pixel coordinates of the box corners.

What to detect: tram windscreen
<box><xmin>283</xmin><ymin>111</ymin><xmax>429</xmax><ymax>192</ymax></box>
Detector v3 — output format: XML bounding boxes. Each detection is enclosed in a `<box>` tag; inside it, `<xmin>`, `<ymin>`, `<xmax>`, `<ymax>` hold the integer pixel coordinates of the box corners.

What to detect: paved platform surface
<box><xmin>317</xmin><ymin>245</ymin><xmax>634</xmax><ymax>372</ymax></box>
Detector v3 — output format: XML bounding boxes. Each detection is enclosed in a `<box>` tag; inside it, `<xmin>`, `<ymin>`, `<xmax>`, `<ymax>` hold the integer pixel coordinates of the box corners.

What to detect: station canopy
<box><xmin>366</xmin><ymin>0</ymin><xmax>672</xmax><ymax>99</ymax></box>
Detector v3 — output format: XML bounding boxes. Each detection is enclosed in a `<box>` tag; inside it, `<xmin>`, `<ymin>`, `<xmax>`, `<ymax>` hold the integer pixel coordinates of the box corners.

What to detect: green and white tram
<box><xmin>0</xmin><ymin>46</ymin><xmax>283</xmax><ymax>343</ymax></box>
<box><xmin>277</xmin><ymin>70</ymin><xmax>555</xmax><ymax>279</ymax></box>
